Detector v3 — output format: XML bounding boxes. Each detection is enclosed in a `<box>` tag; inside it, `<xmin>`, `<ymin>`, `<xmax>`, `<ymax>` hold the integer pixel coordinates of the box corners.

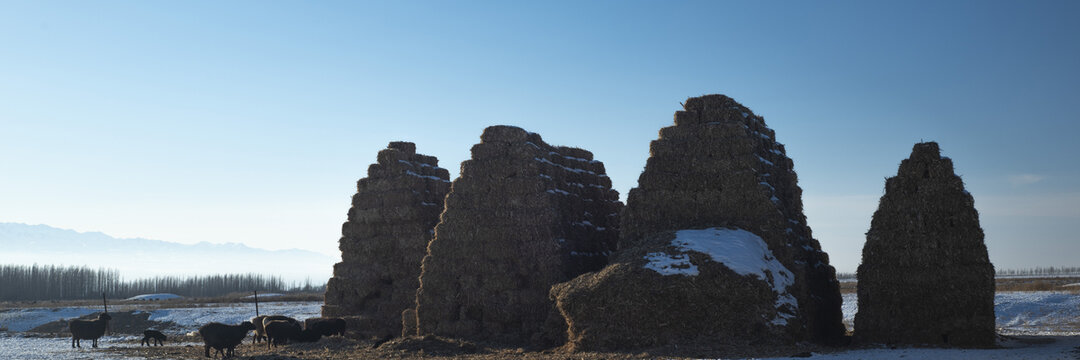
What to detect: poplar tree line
<box><xmin>837</xmin><ymin>267</ymin><xmax>1080</xmax><ymax>281</ymax></box>
<box><xmin>0</xmin><ymin>264</ymin><xmax>324</xmax><ymax>301</ymax></box>
<box><xmin>996</xmin><ymin>266</ymin><xmax>1080</xmax><ymax>277</ymax></box>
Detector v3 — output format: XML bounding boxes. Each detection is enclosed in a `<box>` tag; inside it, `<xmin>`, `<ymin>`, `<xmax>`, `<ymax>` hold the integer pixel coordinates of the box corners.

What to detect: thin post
<box><xmin>254</xmin><ymin>290</ymin><xmax>260</xmax><ymax>317</ymax></box>
<box><xmin>102</xmin><ymin>292</ymin><xmax>110</xmax><ymax>335</ymax></box>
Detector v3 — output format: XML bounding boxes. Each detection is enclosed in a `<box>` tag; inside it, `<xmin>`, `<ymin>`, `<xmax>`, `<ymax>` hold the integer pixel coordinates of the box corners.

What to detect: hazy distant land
<box><xmin>0</xmin><ymin>222</ymin><xmax>335</xmax><ymax>283</ymax></box>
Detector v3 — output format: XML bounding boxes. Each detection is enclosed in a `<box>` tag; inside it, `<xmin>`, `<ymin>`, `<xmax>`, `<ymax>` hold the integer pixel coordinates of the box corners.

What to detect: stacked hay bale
<box><xmin>855</xmin><ymin>142</ymin><xmax>995</xmax><ymax>348</ymax></box>
<box><xmin>322</xmin><ymin>141</ymin><xmax>451</xmax><ymax>338</ymax></box>
<box><xmin>551</xmin><ymin>94</ymin><xmax>846</xmax><ymax>351</ymax></box>
<box><xmin>413</xmin><ymin>125</ymin><xmax>621</xmax><ymax>347</ymax></box>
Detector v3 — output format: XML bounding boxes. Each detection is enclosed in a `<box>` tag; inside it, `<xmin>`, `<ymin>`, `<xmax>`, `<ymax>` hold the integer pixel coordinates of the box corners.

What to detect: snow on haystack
<box><xmin>642</xmin><ymin>252</ymin><xmax>696</xmax><ymax>275</ymax></box>
<box><xmin>644</xmin><ymin>227</ymin><xmax>798</xmax><ymax>324</ymax></box>
<box><xmin>126</xmin><ymin>293</ymin><xmax>182</xmax><ymax>301</ymax></box>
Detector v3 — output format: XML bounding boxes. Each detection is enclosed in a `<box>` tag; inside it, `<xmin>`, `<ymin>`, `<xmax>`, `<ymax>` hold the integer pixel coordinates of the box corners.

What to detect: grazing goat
<box><xmin>264</xmin><ymin>319</ymin><xmax>302</xmax><ymax>349</ymax></box>
<box><xmin>251</xmin><ymin>315</ymin><xmax>297</xmax><ymax>343</ymax></box>
<box><xmin>69</xmin><ymin>313</ymin><xmax>112</xmax><ymax>348</ymax></box>
<box><xmin>141</xmin><ymin>329</ymin><xmax>166</xmax><ymax>346</ymax></box>
<box><xmin>304</xmin><ymin>317</ymin><xmax>347</xmax><ymax>337</ymax></box>
<box><xmin>294</xmin><ymin>328</ymin><xmax>322</xmax><ymax>343</ymax></box>
<box><xmin>250</xmin><ymin>315</ymin><xmax>267</xmax><ymax>343</ymax></box>
<box><xmin>260</xmin><ymin>316</ymin><xmax>299</xmax><ymax>343</ymax></box>
<box><xmin>199</xmin><ymin>321</ymin><xmax>255</xmax><ymax>358</ymax></box>
<box><xmin>260</xmin><ymin>315</ymin><xmax>299</xmax><ymax>328</ymax></box>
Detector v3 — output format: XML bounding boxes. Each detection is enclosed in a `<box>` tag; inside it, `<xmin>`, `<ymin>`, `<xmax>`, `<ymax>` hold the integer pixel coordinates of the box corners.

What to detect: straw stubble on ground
<box><xmin>98</xmin><ymin>334</ymin><xmax>837</xmax><ymax>360</ymax></box>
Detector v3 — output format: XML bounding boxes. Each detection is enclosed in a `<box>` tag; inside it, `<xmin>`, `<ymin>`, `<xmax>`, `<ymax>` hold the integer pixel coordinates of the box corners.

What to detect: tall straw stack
<box><xmin>322</xmin><ymin>142</ymin><xmax>451</xmax><ymax>338</ymax></box>
<box><xmin>551</xmin><ymin>94</ymin><xmax>846</xmax><ymax>351</ymax></box>
<box><xmin>855</xmin><ymin>142</ymin><xmax>995</xmax><ymax>348</ymax></box>
<box><xmin>414</xmin><ymin>125</ymin><xmax>621</xmax><ymax>347</ymax></box>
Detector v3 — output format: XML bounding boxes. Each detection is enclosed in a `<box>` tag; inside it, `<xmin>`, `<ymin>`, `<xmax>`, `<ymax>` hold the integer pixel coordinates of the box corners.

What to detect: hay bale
<box><xmin>552</xmin><ymin>94</ymin><xmax>846</xmax><ymax>352</ymax></box>
<box><xmin>322</xmin><ymin>142</ymin><xmax>451</xmax><ymax>339</ymax></box>
<box><xmin>414</xmin><ymin>125</ymin><xmax>622</xmax><ymax>347</ymax></box>
<box><xmin>552</xmin><ymin>229</ymin><xmax>799</xmax><ymax>351</ymax></box>
<box><xmin>854</xmin><ymin>142</ymin><xmax>995</xmax><ymax>348</ymax></box>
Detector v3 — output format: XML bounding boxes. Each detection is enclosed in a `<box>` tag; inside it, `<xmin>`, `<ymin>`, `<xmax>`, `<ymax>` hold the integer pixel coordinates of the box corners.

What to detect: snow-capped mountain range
<box><xmin>0</xmin><ymin>222</ymin><xmax>336</xmax><ymax>282</ymax></box>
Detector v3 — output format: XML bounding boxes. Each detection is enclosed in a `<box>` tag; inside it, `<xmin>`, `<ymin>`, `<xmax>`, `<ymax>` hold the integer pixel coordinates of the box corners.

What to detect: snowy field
<box><xmin>0</xmin><ymin>295</ymin><xmax>1078</xmax><ymax>359</ymax></box>
<box><xmin>797</xmin><ymin>292</ymin><xmax>1080</xmax><ymax>360</ymax></box>
<box><xmin>840</xmin><ymin>292</ymin><xmax>1080</xmax><ymax>336</ymax></box>
<box><xmin>0</xmin><ymin>334</ymin><xmax>147</xmax><ymax>360</ymax></box>
<box><xmin>146</xmin><ymin>301</ymin><xmax>319</xmax><ymax>333</ymax></box>
<box><xmin>0</xmin><ymin>301</ymin><xmax>321</xmax><ymax>360</ymax></box>
<box><xmin>0</xmin><ymin>301</ymin><xmax>321</xmax><ymax>335</ymax></box>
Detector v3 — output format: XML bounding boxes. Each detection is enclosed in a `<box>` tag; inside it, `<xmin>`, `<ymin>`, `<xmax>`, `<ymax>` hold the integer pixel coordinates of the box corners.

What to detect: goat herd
<box><xmin>69</xmin><ymin>312</ymin><xmax>347</xmax><ymax>359</ymax></box>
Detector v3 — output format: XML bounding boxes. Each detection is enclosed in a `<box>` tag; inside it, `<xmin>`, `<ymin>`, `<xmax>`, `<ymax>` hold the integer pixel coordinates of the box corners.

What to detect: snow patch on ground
<box><xmin>841</xmin><ymin>293</ymin><xmax>857</xmax><ymax>331</ymax></box>
<box><xmin>0</xmin><ymin>301</ymin><xmax>321</xmax><ymax>335</ymax></box>
<box><xmin>996</xmin><ymin>291</ymin><xmax>1080</xmax><ymax>335</ymax></box>
<box><xmin>840</xmin><ymin>291</ymin><xmax>1080</xmax><ymax>336</ymax></box>
<box><xmin>0</xmin><ymin>308</ymin><xmax>98</xmax><ymax>332</ymax></box>
<box><xmin>148</xmin><ymin>301</ymin><xmax>320</xmax><ymax>332</ymax></box>
<box><xmin>125</xmin><ymin>293</ymin><xmax>182</xmax><ymax>301</ymax></box>
<box><xmin>0</xmin><ymin>334</ymin><xmax>148</xmax><ymax>360</ymax></box>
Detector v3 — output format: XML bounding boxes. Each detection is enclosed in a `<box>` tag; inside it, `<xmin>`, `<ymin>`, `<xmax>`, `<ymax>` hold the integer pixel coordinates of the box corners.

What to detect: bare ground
<box><xmin>96</xmin><ymin>334</ymin><xmax>835</xmax><ymax>360</ymax></box>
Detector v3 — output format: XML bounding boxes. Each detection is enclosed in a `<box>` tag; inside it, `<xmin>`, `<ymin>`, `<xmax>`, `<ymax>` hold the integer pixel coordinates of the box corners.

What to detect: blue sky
<box><xmin>1</xmin><ymin>1</ymin><xmax>1077</xmax><ymax>273</ymax></box>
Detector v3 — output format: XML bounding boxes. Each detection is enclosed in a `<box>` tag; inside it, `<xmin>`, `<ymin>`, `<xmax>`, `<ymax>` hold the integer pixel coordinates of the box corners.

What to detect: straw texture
<box><xmin>413</xmin><ymin>125</ymin><xmax>622</xmax><ymax>347</ymax></box>
<box><xmin>551</xmin><ymin>94</ymin><xmax>846</xmax><ymax>351</ymax></box>
<box><xmin>855</xmin><ymin>142</ymin><xmax>995</xmax><ymax>348</ymax></box>
<box><xmin>322</xmin><ymin>142</ymin><xmax>451</xmax><ymax>339</ymax></box>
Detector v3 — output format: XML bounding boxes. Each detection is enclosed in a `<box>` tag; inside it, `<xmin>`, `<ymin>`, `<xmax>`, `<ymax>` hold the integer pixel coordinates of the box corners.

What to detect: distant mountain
<box><xmin>0</xmin><ymin>222</ymin><xmax>336</xmax><ymax>283</ymax></box>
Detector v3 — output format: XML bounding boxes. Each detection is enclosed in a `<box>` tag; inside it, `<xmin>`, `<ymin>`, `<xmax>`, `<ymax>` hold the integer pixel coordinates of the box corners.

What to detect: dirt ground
<box><xmin>98</xmin><ymin>334</ymin><xmax>831</xmax><ymax>360</ymax></box>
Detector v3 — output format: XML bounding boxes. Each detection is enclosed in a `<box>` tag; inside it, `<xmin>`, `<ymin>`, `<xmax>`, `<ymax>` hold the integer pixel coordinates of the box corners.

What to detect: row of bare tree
<box><xmin>0</xmin><ymin>263</ymin><xmax>324</xmax><ymax>301</ymax></box>
<box><xmin>835</xmin><ymin>266</ymin><xmax>1080</xmax><ymax>281</ymax></box>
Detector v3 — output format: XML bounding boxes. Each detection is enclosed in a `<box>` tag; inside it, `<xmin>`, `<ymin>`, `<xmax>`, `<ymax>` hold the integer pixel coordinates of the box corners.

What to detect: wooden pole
<box><xmin>102</xmin><ymin>292</ymin><xmax>110</xmax><ymax>335</ymax></box>
<box><xmin>254</xmin><ymin>290</ymin><xmax>260</xmax><ymax>317</ymax></box>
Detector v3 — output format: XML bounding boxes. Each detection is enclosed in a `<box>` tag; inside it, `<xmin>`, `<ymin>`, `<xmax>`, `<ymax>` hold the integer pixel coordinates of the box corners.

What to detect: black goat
<box><xmin>294</xmin><ymin>328</ymin><xmax>323</xmax><ymax>343</ymax></box>
<box><xmin>304</xmin><ymin>317</ymin><xmax>347</xmax><ymax>337</ymax></box>
<box><xmin>141</xmin><ymin>329</ymin><xmax>166</xmax><ymax>346</ymax></box>
<box><xmin>199</xmin><ymin>321</ymin><xmax>255</xmax><ymax>358</ymax></box>
<box><xmin>70</xmin><ymin>313</ymin><xmax>112</xmax><ymax>348</ymax></box>
<box><xmin>253</xmin><ymin>315</ymin><xmax>297</xmax><ymax>343</ymax></box>
<box><xmin>264</xmin><ymin>319</ymin><xmax>302</xmax><ymax>349</ymax></box>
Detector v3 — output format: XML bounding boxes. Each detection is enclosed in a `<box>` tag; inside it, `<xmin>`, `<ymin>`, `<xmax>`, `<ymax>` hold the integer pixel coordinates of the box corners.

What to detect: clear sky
<box><xmin>1</xmin><ymin>1</ymin><xmax>1077</xmax><ymax>273</ymax></box>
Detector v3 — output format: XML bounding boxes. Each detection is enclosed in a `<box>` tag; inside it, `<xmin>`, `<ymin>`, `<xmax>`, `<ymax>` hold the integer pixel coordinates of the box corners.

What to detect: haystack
<box><xmin>322</xmin><ymin>141</ymin><xmax>451</xmax><ymax>338</ymax></box>
<box><xmin>413</xmin><ymin>125</ymin><xmax>621</xmax><ymax>347</ymax></box>
<box><xmin>855</xmin><ymin>142</ymin><xmax>995</xmax><ymax>347</ymax></box>
<box><xmin>551</xmin><ymin>94</ymin><xmax>846</xmax><ymax>352</ymax></box>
